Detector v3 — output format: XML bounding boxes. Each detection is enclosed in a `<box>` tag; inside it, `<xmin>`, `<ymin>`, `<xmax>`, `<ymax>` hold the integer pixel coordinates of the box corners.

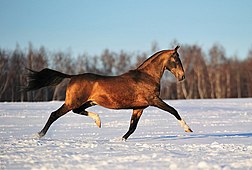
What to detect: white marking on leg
<box><xmin>179</xmin><ymin>119</ymin><xmax>193</xmax><ymax>132</ymax></box>
<box><xmin>87</xmin><ymin>112</ymin><xmax>101</xmax><ymax>128</ymax></box>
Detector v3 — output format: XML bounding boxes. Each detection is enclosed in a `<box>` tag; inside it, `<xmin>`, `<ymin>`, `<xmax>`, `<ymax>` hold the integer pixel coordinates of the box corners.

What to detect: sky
<box><xmin>0</xmin><ymin>0</ymin><xmax>252</xmax><ymax>59</ymax></box>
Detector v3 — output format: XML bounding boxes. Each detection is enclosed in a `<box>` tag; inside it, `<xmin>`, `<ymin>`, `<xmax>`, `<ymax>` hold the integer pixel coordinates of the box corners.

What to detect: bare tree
<box><xmin>75</xmin><ymin>53</ymin><xmax>89</xmax><ymax>74</ymax></box>
<box><xmin>0</xmin><ymin>49</ymin><xmax>10</xmax><ymax>101</ymax></box>
<box><xmin>244</xmin><ymin>49</ymin><xmax>252</xmax><ymax>96</ymax></box>
<box><xmin>114</xmin><ymin>50</ymin><xmax>131</xmax><ymax>75</ymax></box>
<box><xmin>8</xmin><ymin>45</ymin><xmax>27</xmax><ymax>101</ymax></box>
<box><xmin>179</xmin><ymin>45</ymin><xmax>208</xmax><ymax>99</ymax></box>
<box><xmin>101</xmin><ymin>49</ymin><xmax>115</xmax><ymax>75</ymax></box>
<box><xmin>208</xmin><ymin>44</ymin><xmax>227</xmax><ymax>98</ymax></box>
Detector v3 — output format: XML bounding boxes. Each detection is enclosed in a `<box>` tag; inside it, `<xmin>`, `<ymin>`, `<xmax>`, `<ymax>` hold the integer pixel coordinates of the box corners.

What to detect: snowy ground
<box><xmin>1</xmin><ymin>99</ymin><xmax>252</xmax><ymax>170</ymax></box>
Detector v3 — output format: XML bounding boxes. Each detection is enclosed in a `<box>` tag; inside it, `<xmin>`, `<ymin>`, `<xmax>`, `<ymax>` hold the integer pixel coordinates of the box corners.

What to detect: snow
<box><xmin>1</xmin><ymin>99</ymin><xmax>252</xmax><ymax>170</ymax></box>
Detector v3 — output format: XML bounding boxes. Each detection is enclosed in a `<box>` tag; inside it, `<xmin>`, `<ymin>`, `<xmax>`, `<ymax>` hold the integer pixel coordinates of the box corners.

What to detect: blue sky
<box><xmin>0</xmin><ymin>0</ymin><xmax>252</xmax><ymax>59</ymax></box>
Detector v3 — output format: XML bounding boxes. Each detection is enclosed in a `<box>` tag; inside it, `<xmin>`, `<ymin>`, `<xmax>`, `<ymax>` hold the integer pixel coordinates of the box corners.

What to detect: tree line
<box><xmin>0</xmin><ymin>42</ymin><xmax>251</xmax><ymax>102</ymax></box>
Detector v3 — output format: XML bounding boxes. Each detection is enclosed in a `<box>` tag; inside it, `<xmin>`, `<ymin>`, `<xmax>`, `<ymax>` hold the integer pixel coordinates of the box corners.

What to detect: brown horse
<box><xmin>25</xmin><ymin>46</ymin><xmax>192</xmax><ymax>140</ymax></box>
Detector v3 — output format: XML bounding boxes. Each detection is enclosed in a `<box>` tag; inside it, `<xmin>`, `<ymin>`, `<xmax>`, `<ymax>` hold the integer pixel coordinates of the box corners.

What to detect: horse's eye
<box><xmin>170</xmin><ymin>61</ymin><xmax>177</xmax><ymax>68</ymax></box>
<box><xmin>173</xmin><ymin>62</ymin><xmax>177</xmax><ymax>68</ymax></box>
<box><xmin>174</xmin><ymin>56</ymin><xmax>179</xmax><ymax>63</ymax></box>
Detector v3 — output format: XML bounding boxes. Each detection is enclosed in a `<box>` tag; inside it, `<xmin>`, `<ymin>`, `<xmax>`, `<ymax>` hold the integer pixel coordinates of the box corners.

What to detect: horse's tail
<box><xmin>24</xmin><ymin>68</ymin><xmax>73</xmax><ymax>91</ymax></box>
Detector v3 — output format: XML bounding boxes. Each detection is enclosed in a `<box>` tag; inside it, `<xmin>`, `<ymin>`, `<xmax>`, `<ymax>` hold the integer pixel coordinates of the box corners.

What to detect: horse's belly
<box><xmin>90</xmin><ymin>87</ymin><xmax>149</xmax><ymax>109</ymax></box>
<box><xmin>96</xmin><ymin>97</ymin><xmax>148</xmax><ymax>109</ymax></box>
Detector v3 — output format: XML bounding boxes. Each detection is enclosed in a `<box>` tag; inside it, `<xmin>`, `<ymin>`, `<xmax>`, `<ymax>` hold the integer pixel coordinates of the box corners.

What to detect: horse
<box><xmin>25</xmin><ymin>46</ymin><xmax>192</xmax><ymax>140</ymax></box>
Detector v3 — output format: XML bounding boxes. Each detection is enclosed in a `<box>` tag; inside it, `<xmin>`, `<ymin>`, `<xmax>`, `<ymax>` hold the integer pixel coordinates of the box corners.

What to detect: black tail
<box><xmin>24</xmin><ymin>68</ymin><xmax>72</xmax><ymax>91</ymax></box>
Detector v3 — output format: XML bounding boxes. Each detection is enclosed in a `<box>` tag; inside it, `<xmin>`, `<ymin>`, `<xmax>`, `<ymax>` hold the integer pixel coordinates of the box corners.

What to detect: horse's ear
<box><xmin>174</xmin><ymin>45</ymin><xmax>180</xmax><ymax>52</ymax></box>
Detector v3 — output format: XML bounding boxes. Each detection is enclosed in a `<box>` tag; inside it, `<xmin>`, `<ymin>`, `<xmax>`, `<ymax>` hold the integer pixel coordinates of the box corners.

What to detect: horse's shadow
<box><xmin>130</xmin><ymin>132</ymin><xmax>252</xmax><ymax>141</ymax></box>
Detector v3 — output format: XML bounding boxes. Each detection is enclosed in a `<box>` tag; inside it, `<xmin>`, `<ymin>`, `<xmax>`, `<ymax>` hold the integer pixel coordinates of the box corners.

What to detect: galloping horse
<box><xmin>25</xmin><ymin>46</ymin><xmax>192</xmax><ymax>140</ymax></box>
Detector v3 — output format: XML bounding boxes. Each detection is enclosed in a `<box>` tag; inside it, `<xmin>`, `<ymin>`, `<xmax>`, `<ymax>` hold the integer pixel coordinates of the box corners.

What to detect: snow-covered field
<box><xmin>1</xmin><ymin>99</ymin><xmax>252</xmax><ymax>170</ymax></box>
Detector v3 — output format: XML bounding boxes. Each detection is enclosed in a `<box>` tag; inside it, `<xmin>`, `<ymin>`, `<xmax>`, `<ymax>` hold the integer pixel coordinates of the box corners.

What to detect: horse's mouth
<box><xmin>178</xmin><ymin>75</ymin><xmax>185</xmax><ymax>81</ymax></box>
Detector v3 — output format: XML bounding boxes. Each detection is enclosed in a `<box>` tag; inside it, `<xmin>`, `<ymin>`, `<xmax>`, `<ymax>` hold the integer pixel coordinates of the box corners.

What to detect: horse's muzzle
<box><xmin>179</xmin><ymin>75</ymin><xmax>185</xmax><ymax>81</ymax></box>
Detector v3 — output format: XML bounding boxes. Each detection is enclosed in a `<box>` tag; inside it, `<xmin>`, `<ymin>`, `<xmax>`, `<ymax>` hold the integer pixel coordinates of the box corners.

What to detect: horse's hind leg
<box><xmin>38</xmin><ymin>103</ymin><xmax>70</xmax><ymax>138</ymax></box>
<box><xmin>72</xmin><ymin>102</ymin><xmax>101</xmax><ymax>128</ymax></box>
<box><xmin>123</xmin><ymin>109</ymin><xmax>144</xmax><ymax>140</ymax></box>
<box><xmin>75</xmin><ymin>110</ymin><xmax>101</xmax><ymax>128</ymax></box>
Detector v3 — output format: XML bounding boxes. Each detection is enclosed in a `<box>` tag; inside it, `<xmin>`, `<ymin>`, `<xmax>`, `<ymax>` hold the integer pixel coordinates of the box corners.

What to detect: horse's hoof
<box><xmin>95</xmin><ymin>120</ymin><xmax>101</xmax><ymax>128</ymax></box>
<box><xmin>185</xmin><ymin>128</ymin><xmax>193</xmax><ymax>132</ymax></box>
<box><xmin>38</xmin><ymin>132</ymin><xmax>45</xmax><ymax>138</ymax></box>
<box><xmin>122</xmin><ymin>137</ymin><xmax>127</xmax><ymax>142</ymax></box>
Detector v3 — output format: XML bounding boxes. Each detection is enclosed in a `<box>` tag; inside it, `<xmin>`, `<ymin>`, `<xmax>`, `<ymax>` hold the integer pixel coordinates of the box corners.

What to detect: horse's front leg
<box><xmin>123</xmin><ymin>109</ymin><xmax>144</xmax><ymax>140</ymax></box>
<box><xmin>152</xmin><ymin>97</ymin><xmax>193</xmax><ymax>132</ymax></box>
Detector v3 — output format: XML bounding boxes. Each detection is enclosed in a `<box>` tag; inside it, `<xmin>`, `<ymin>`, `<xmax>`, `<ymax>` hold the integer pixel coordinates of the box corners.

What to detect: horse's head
<box><xmin>165</xmin><ymin>46</ymin><xmax>185</xmax><ymax>81</ymax></box>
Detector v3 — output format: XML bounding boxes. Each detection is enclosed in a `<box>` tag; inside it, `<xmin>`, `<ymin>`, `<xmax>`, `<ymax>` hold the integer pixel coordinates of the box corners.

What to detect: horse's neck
<box><xmin>137</xmin><ymin>53</ymin><xmax>166</xmax><ymax>83</ymax></box>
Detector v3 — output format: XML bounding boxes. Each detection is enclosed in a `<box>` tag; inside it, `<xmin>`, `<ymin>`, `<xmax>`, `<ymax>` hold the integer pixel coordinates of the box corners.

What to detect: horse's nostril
<box><xmin>182</xmin><ymin>75</ymin><xmax>185</xmax><ymax>80</ymax></box>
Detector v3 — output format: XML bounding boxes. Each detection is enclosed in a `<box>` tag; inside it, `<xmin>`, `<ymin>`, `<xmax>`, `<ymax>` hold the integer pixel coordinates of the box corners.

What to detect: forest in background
<box><xmin>0</xmin><ymin>42</ymin><xmax>252</xmax><ymax>102</ymax></box>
